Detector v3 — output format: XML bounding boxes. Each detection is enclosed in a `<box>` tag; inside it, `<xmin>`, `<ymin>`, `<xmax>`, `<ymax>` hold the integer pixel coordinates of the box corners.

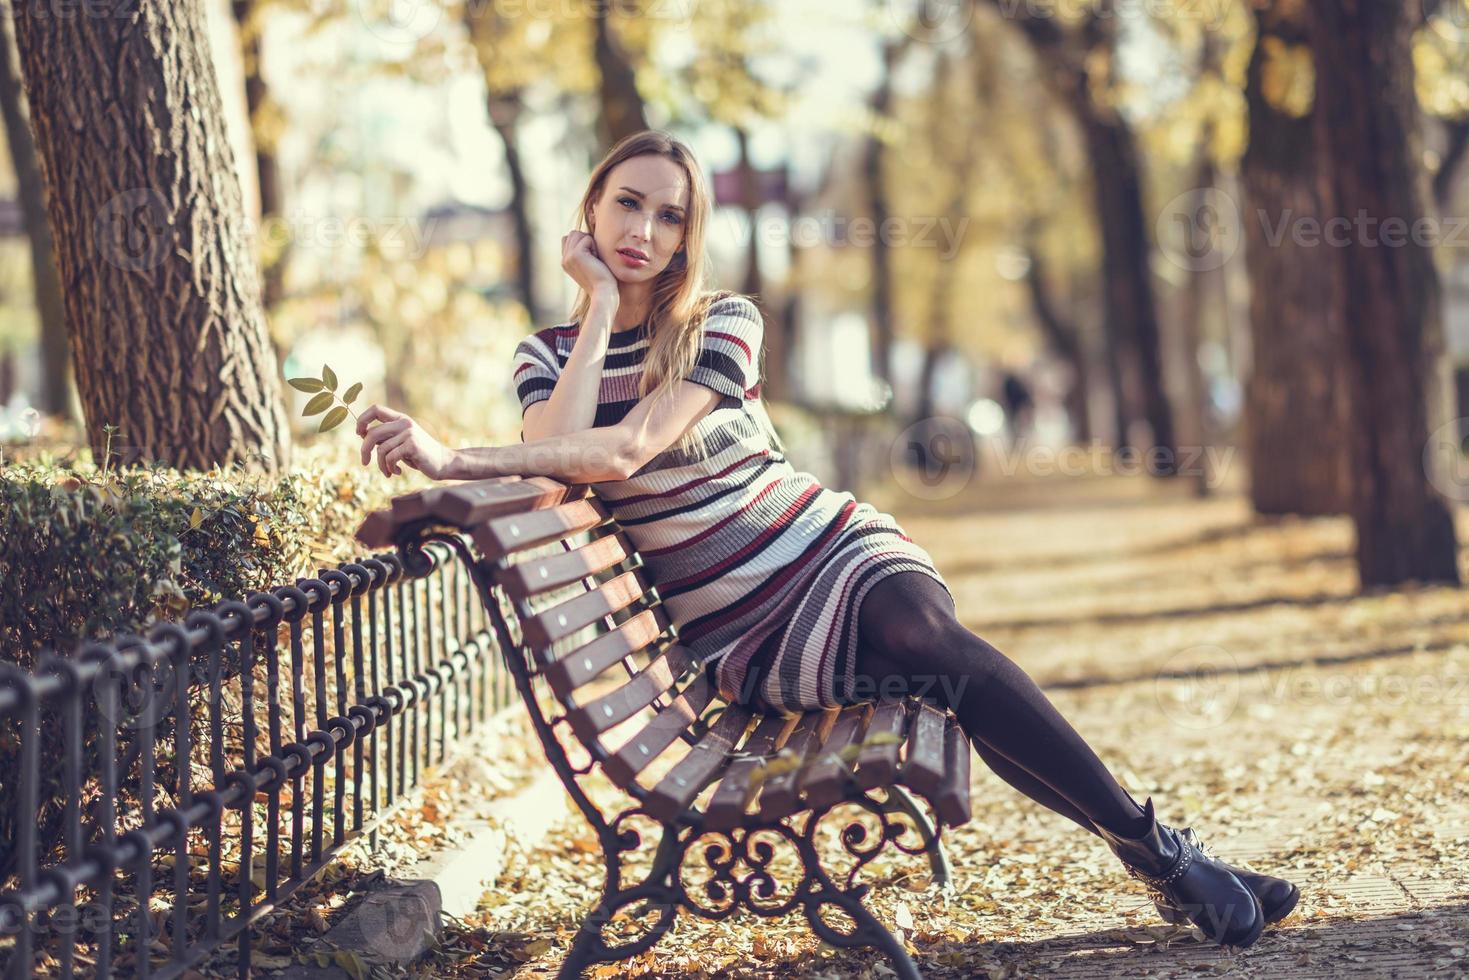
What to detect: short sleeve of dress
<box><xmin>511</xmin><ymin>334</ymin><xmax>560</xmax><ymax>416</ymax></box>
<box><xmin>685</xmin><ymin>296</ymin><xmax>763</xmax><ymax>401</ymax></box>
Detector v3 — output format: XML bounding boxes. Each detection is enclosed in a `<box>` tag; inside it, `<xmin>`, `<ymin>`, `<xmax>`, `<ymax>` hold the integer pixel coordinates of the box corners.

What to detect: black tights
<box><xmin>851</xmin><ymin>572</ymin><xmax>1145</xmax><ymax>839</ymax></box>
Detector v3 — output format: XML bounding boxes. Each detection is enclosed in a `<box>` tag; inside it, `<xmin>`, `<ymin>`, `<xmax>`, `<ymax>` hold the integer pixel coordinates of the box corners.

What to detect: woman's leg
<box><xmin>850</xmin><ymin>571</ymin><xmax>1148</xmax><ymax>839</ymax></box>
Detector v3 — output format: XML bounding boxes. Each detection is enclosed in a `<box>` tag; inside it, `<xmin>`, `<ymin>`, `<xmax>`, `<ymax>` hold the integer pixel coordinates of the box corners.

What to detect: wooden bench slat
<box><xmin>601</xmin><ymin>676</ymin><xmax>715</xmax><ymax>789</ymax></box>
<box><xmin>703</xmin><ymin>714</ymin><xmax>795</xmax><ymax>831</ymax></box>
<box><xmin>521</xmin><ymin>570</ymin><xmax>646</xmax><ymax>648</ymax></box>
<box><xmin>644</xmin><ymin>705</ymin><xmax>754</xmax><ymax>823</ymax></box>
<box><xmin>933</xmin><ymin>719</ymin><xmax>972</xmax><ymax>828</ymax></box>
<box><xmin>496</xmin><ymin>534</ymin><xmax>632</xmax><ymax>600</ymax></box>
<box><xmin>358</xmin><ymin>477</ymin><xmax>575</xmax><ymax>548</ymax></box>
<box><xmin>437</xmin><ymin>478</ymin><xmax>587</xmax><ymax>526</ymax></box>
<box><xmin>756</xmin><ymin>708</ymin><xmax>838</xmax><ymax>821</ymax></box>
<box><xmin>565</xmin><ymin>645</ymin><xmax>696</xmax><ymax>742</ymax></box>
<box><xmin>852</xmin><ymin>700</ymin><xmax>907</xmax><ymax>790</ymax></box>
<box><xmin>900</xmin><ymin>702</ymin><xmax>948</xmax><ymax>800</ymax></box>
<box><xmin>799</xmin><ymin>704</ymin><xmax>872</xmax><ymax>810</ymax></box>
<box><xmin>472</xmin><ymin>498</ymin><xmax>609</xmax><ymax>561</ymax></box>
<box><xmin>541</xmin><ymin>609</ymin><xmax>665</xmax><ymax>698</ymax></box>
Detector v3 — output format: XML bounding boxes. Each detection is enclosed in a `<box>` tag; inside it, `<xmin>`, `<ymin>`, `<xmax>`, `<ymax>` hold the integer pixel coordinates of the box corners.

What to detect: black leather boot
<box><xmin>1152</xmin><ymin>827</ymin><xmax>1299</xmax><ymax>927</ymax></box>
<box><xmin>1095</xmin><ymin>796</ymin><xmax>1265</xmax><ymax>949</ymax></box>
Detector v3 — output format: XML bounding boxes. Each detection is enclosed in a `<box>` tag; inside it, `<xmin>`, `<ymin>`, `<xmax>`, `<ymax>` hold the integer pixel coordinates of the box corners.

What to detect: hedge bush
<box><xmin>0</xmin><ymin>438</ymin><xmax>422</xmax><ymax>670</ymax></box>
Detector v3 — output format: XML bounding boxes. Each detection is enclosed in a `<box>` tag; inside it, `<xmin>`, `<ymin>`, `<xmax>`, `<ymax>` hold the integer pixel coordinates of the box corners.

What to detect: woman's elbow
<box><xmin>606</xmin><ymin>428</ymin><xmax>648</xmax><ymax>482</ymax></box>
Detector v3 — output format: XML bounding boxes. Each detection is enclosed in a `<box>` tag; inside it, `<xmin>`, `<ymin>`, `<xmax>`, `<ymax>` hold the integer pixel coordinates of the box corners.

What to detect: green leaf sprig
<box><xmin>286</xmin><ymin>364</ymin><xmax>364</xmax><ymax>433</ymax></box>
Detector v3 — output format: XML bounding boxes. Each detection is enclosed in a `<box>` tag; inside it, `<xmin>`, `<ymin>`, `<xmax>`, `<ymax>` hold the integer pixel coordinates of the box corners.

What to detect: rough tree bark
<box><xmin>1308</xmin><ymin>0</ymin><xmax>1460</xmax><ymax>586</ymax></box>
<box><xmin>1241</xmin><ymin>2</ymin><xmax>1353</xmax><ymax>515</ymax></box>
<box><xmin>12</xmin><ymin>0</ymin><xmax>291</xmax><ymax>474</ymax></box>
<box><xmin>0</xmin><ymin>0</ymin><xmax>68</xmax><ymax>417</ymax></box>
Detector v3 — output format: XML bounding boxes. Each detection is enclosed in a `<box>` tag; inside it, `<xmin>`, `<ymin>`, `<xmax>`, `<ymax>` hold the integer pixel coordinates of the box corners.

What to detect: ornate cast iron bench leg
<box><xmin>884</xmin><ymin>784</ymin><xmax>953</xmax><ymax>891</ymax></box>
<box><xmin>558</xmin><ymin>817</ymin><xmax>684</xmax><ymax>979</ymax></box>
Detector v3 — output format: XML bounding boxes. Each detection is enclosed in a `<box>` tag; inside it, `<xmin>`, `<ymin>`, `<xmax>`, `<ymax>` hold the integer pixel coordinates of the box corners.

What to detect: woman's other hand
<box><xmin>356</xmin><ymin>405</ymin><xmax>456</xmax><ymax>480</ymax></box>
<box><xmin>561</xmin><ymin>229</ymin><xmax>618</xmax><ymax>297</ymax></box>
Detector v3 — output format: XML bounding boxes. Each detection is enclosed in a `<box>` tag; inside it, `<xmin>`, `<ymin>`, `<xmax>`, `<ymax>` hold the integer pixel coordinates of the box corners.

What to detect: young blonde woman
<box><xmin>356</xmin><ymin>130</ymin><xmax>1298</xmax><ymax>949</ymax></box>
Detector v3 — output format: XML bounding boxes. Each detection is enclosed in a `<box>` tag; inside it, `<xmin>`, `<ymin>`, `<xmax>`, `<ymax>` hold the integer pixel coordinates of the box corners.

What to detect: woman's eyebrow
<box><xmin>617</xmin><ymin>186</ymin><xmax>686</xmax><ymax>214</ymax></box>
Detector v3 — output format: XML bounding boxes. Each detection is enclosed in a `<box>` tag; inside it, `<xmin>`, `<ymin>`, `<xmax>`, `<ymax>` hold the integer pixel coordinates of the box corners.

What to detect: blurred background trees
<box><xmin>0</xmin><ymin>0</ymin><xmax>1465</xmax><ymax>589</ymax></box>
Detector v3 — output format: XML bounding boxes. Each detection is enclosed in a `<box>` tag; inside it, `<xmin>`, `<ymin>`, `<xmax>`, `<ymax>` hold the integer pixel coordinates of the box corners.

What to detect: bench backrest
<box><xmin>357</xmin><ymin>476</ymin><xmax>726</xmax><ymax>815</ymax></box>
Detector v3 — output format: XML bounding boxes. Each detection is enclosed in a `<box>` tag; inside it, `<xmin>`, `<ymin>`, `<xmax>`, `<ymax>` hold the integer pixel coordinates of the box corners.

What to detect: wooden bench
<box><xmin>357</xmin><ymin>476</ymin><xmax>972</xmax><ymax>979</ymax></box>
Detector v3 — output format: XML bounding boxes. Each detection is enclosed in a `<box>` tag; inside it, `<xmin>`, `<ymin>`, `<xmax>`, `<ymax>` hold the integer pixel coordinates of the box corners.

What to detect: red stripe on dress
<box><xmin>659</xmin><ymin>485</ymin><xmax>820</xmax><ymax>590</ymax></box>
<box><xmin>707</xmin><ymin>330</ymin><xmax>752</xmax><ymax>362</ymax></box>
<box><xmin>682</xmin><ymin>500</ymin><xmax>858</xmax><ymax>641</ymax></box>
<box><xmin>641</xmin><ymin>477</ymin><xmax>785</xmax><ymax>557</ymax></box>
<box><xmin>611</xmin><ymin>450</ymin><xmax>769</xmax><ymax>506</ymax></box>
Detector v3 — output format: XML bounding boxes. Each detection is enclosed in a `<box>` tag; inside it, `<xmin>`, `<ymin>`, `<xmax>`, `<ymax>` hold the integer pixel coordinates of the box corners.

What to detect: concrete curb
<box><xmin>273</xmin><ymin>764</ymin><xmax>570</xmax><ymax>978</ymax></box>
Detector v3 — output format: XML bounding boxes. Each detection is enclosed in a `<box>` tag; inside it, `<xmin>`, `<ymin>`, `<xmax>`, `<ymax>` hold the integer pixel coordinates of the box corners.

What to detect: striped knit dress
<box><xmin>510</xmin><ymin>294</ymin><xmax>953</xmax><ymax>715</ymax></box>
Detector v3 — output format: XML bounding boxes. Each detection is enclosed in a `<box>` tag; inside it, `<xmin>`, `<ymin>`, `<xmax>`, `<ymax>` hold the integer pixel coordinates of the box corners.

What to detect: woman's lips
<box><xmin>617</xmin><ymin>249</ymin><xmax>649</xmax><ymax>267</ymax></box>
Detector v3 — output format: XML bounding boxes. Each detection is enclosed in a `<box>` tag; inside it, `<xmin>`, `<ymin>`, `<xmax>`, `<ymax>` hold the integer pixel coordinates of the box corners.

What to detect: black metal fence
<box><xmin>0</xmin><ymin>533</ymin><xmax>510</xmax><ymax>978</ymax></box>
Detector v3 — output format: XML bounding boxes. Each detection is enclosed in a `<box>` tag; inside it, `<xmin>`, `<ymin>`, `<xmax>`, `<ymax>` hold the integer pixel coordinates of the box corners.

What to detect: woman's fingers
<box><xmin>360</xmin><ymin>417</ymin><xmax>409</xmax><ymax>466</ymax></box>
<box><xmin>382</xmin><ymin>438</ymin><xmax>417</xmax><ymax>476</ymax></box>
<box><xmin>356</xmin><ymin>403</ymin><xmax>404</xmax><ymax>436</ymax></box>
<box><xmin>376</xmin><ymin>430</ymin><xmax>413</xmax><ymax>476</ymax></box>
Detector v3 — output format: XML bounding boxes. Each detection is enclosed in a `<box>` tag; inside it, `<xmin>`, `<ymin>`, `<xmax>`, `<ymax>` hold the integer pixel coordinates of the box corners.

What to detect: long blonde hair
<box><xmin>568</xmin><ymin>130</ymin><xmax>783</xmax><ymax>459</ymax></box>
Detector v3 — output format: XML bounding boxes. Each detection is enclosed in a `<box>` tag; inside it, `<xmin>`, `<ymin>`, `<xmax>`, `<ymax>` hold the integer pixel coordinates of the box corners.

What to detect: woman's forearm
<box><xmin>446</xmin><ymin>425</ymin><xmax>636</xmax><ymax>484</ymax></box>
<box><xmin>522</xmin><ymin>288</ymin><xmax>619</xmax><ymax>441</ymax></box>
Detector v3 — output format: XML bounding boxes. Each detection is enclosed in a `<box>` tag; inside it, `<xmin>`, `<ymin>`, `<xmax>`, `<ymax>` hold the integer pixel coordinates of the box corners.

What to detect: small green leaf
<box><xmin>319</xmin><ymin>406</ymin><xmax>348</xmax><ymax>432</ymax></box>
<box><xmin>189</xmin><ymin>506</ymin><xmax>203</xmax><ymax>529</ymax></box>
<box><xmin>342</xmin><ymin>381</ymin><xmax>362</xmax><ymax>405</ymax></box>
<box><xmin>322</xmin><ymin>364</ymin><xmax>337</xmax><ymax>392</ymax></box>
<box><xmin>302</xmin><ymin>391</ymin><xmax>335</xmax><ymax>417</ymax></box>
<box><xmin>287</xmin><ymin>377</ymin><xmax>324</xmax><ymax>393</ymax></box>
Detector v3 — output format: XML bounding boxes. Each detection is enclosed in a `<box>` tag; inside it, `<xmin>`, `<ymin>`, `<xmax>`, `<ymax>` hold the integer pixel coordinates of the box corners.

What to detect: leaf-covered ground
<box><xmin>423</xmin><ymin>471</ymin><xmax>1469</xmax><ymax>978</ymax></box>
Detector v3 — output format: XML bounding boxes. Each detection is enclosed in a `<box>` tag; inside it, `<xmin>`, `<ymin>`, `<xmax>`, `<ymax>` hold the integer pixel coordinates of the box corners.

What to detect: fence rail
<box><xmin>0</xmin><ymin>532</ymin><xmax>511</xmax><ymax>978</ymax></box>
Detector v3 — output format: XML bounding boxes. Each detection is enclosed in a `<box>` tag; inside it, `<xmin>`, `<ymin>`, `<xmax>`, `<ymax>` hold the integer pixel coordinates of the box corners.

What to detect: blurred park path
<box><xmin>454</xmin><ymin>471</ymin><xmax>1469</xmax><ymax>978</ymax></box>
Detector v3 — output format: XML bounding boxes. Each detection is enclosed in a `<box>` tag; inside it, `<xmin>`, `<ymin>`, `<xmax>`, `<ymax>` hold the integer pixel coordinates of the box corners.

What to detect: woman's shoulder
<box><xmin>701</xmin><ymin>290</ymin><xmax>759</xmax><ymax>316</ymax></box>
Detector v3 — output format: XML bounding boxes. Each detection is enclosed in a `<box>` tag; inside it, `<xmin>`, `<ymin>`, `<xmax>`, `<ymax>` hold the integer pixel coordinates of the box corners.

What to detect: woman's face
<box><xmin>587</xmin><ymin>154</ymin><xmax>690</xmax><ymax>285</ymax></box>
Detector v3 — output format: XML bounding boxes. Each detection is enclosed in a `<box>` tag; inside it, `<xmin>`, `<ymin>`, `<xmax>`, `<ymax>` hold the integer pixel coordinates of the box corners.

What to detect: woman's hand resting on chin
<box><xmin>357</xmin><ymin>405</ymin><xmax>457</xmax><ymax>480</ymax></box>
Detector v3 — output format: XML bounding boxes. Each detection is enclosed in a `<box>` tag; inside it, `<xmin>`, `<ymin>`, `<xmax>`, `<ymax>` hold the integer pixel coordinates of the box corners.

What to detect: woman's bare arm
<box><xmin>448</xmin><ymin>379</ymin><xmax>723</xmax><ymax>484</ymax></box>
<box><xmin>521</xmin><ymin>287</ymin><xmax>620</xmax><ymax>442</ymax></box>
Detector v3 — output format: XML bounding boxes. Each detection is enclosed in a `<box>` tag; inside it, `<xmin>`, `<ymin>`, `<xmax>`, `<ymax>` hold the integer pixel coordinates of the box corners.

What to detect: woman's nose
<box><xmin>627</xmin><ymin>211</ymin><xmax>653</xmax><ymax>240</ymax></box>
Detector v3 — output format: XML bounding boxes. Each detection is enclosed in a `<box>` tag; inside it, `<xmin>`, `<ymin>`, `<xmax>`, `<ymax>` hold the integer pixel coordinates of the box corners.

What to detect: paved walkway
<box><xmin>458</xmin><ymin>471</ymin><xmax>1469</xmax><ymax>977</ymax></box>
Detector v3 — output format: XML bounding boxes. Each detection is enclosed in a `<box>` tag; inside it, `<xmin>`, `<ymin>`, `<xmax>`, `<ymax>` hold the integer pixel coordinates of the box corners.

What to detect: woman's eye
<box><xmin>662</xmin><ymin>212</ymin><xmax>682</xmax><ymax>225</ymax></box>
<box><xmin>618</xmin><ymin>196</ymin><xmax>636</xmax><ymax>208</ymax></box>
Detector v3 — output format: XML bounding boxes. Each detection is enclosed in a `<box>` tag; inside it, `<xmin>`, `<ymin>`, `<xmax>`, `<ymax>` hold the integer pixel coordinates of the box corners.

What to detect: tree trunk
<box><xmin>12</xmin><ymin>0</ymin><xmax>291</xmax><ymax>474</ymax></box>
<box><xmin>0</xmin><ymin>0</ymin><xmax>69</xmax><ymax>418</ymax></box>
<box><xmin>1022</xmin><ymin>249</ymin><xmax>1093</xmax><ymax>444</ymax></box>
<box><xmin>989</xmin><ymin>4</ymin><xmax>1176</xmax><ymax>465</ymax></box>
<box><xmin>1241</xmin><ymin>3</ymin><xmax>1353</xmax><ymax>515</ymax></box>
<box><xmin>862</xmin><ymin>36</ymin><xmax>910</xmax><ymax>386</ymax></box>
<box><xmin>593</xmin><ymin>3</ymin><xmax>648</xmax><ymax>147</ymax></box>
<box><xmin>230</xmin><ymin>0</ymin><xmax>287</xmax><ymax>315</ymax></box>
<box><xmin>735</xmin><ymin>126</ymin><xmax>763</xmax><ymax>298</ymax></box>
<box><xmin>1309</xmin><ymin>0</ymin><xmax>1460</xmax><ymax>586</ymax></box>
<box><xmin>1076</xmin><ymin>103</ymin><xmax>1177</xmax><ymax>471</ymax></box>
<box><xmin>487</xmin><ymin>93</ymin><xmax>539</xmax><ymax>324</ymax></box>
